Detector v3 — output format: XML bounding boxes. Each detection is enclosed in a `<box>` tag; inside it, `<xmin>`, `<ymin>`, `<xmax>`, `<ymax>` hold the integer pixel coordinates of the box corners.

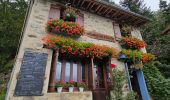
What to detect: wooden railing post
<box><xmin>49</xmin><ymin>49</ymin><xmax>59</xmax><ymax>92</ymax></box>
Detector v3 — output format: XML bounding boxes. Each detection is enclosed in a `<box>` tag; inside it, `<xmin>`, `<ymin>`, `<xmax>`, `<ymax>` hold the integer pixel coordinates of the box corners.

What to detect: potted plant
<box><xmin>78</xmin><ymin>82</ymin><xmax>86</xmax><ymax>92</ymax></box>
<box><xmin>67</xmin><ymin>80</ymin><xmax>74</xmax><ymax>92</ymax></box>
<box><xmin>63</xmin><ymin>6</ymin><xmax>76</xmax><ymax>22</ymax></box>
<box><xmin>55</xmin><ymin>81</ymin><xmax>64</xmax><ymax>93</ymax></box>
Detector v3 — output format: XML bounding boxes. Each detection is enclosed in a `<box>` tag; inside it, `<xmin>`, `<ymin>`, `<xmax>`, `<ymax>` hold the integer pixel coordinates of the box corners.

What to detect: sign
<box><xmin>14</xmin><ymin>50</ymin><xmax>48</xmax><ymax>96</ymax></box>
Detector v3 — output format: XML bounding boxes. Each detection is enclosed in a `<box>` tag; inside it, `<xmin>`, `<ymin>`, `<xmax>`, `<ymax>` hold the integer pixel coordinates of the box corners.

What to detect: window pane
<box><xmin>73</xmin><ymin>63</ymin><xmax>78</xmax><ymax>82</ymax></box>
<box><xmin>65</xmin><ymin>62</ymin><xmax>70</xmax><ymax>82</ymax></box>
<box><xmin>56</xmin><ymin>61</ymin><xmax>62</xmax><ymax>81</ymax></box>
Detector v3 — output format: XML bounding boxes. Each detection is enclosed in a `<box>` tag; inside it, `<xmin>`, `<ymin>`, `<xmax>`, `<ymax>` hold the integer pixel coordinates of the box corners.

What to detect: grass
<box><xmin>0</xmin><ymin>90</ymin><xmax>6</xmax><ymax>100</ymax></box>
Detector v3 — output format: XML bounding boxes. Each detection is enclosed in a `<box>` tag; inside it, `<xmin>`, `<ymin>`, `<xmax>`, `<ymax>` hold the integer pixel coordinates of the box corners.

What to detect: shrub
<box><xmin>143</xmin><ymin>62</ymin><xmax>170</xmax><ymax>100</ymax></box>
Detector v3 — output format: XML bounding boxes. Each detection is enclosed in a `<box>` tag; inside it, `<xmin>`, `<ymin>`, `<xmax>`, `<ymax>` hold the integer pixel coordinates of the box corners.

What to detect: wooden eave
<box><xmin>57</xmin><ymin>0</ymin><xmax>150</xmax><ymax>26</ymax></box>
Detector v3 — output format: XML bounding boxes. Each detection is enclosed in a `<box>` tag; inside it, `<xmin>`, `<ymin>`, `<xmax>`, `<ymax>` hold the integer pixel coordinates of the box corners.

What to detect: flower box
<box><xmin>43</xmin><ymin>35</ymin><xmax>118</xmax><ymax>59</ymax></box>
<box><xmin>120</xmin><ymin>36</ymin><xmax>146</xmax><ymax>50</ymax></box>
<box><xmin>47</xmin><ymin>19</ymin><xmax>84</xmax><ymax>38</ymax></box>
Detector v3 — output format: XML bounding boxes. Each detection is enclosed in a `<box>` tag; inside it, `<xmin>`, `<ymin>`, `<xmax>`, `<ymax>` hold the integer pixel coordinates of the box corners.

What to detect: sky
<box><xmin>114</xmin><ymin>0</ymin><xmax>170</xmax><ymax>11</ymax></box>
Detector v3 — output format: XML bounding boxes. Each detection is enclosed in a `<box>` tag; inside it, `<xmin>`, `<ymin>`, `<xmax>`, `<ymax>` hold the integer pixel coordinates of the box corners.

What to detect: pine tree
<box><xmin>120</xmin><ymin>0</ymin><xmax>153</xmax><ymax>17</ymax></box>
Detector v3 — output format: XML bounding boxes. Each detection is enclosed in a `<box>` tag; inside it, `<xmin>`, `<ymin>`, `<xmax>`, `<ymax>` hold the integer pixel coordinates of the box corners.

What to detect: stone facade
<box><xmin>6</xmin><ymin>0</ymin><xmax>143</xmax><ymax>100</ymax></box>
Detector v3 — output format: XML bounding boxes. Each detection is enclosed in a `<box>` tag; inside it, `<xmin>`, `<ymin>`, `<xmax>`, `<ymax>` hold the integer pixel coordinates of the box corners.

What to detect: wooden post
<box><xmin>49</xmin><ymin>49</ymin><xmax>59</xmax><ymax>92</ymax></box>
<box><xmin>85</xmin><ymin>63</ymin><xmax>89</xmax><ymax>86</ymax></box>
<box><xmin>61</xmin><ymin>60</ymin><xmax>66</xmax><ymax>82</ymax></box>
<box><xmin>103</xmin><ymin>65</ymin><xmax>108</xmax><ymax>95</ymax></box>
<box><xmin>77</xmin><ymin>62</ymin><xmax>82</xmax><ymax>83</ymax></box>
<box><xmin>70</xmin><ymin>62</ymin><xmax>73</xmax><ymax>81</ymax></box>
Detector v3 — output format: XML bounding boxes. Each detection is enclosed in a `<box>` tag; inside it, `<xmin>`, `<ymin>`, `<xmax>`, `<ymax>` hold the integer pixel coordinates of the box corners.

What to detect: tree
<box><xmin>0</xmin><ymin>0</ymin><xmax>28</xmax><ymax>73</ymax></box>
<box><xmin>120</xmin><ymin>0</ymin><xmax>153</xmax><ymax>17</ymax></box>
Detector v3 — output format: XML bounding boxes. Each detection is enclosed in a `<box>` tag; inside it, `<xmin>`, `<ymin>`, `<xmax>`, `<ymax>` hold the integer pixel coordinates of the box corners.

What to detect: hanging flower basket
<box><xmin>120</xmin><ymin>36</ymin><xmax>146</xmax><ymax>50</ymax></box>
<box><xmin>47</xmin><ymin>19</ymin><xmax>84</xmax><ymax>38</ymax></box>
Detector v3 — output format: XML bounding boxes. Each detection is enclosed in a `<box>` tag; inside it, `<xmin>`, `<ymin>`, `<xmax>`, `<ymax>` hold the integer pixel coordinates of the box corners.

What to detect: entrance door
<box><xmin>92</xmin><ymin>63</ymin><xmax>108</xmax><ymax>100</ymax></box>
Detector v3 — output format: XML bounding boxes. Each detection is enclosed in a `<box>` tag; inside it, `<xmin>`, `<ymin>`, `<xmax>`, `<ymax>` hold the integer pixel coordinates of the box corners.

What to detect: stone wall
<box><xmin>6</xmin><ymin>0</ymin><xmax>132</xmax><ymax>99</ymax></box>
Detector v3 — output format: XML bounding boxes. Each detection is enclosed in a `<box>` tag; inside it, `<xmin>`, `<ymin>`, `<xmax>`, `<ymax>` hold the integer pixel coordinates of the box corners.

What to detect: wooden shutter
<box><xmin>76</xmin><ymin>14</ymin><xmax>84</xmax><ymax>26</ymax></box>
<box><xmin>113</xmin><ymin>22</ymin><xmax>122</xmax><ymax>39</ymax></box>
<box><xmin>48</xmin><ymin>5</ymin><xmax>60</xmax><ymax>19</ymax></box>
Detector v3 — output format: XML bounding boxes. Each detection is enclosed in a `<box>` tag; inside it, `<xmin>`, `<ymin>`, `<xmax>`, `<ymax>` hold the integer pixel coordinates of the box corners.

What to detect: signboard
<box><xmin>14</xmin><ymin>50</ymin><xmax>48</xmax><ymax>96</ymax></box>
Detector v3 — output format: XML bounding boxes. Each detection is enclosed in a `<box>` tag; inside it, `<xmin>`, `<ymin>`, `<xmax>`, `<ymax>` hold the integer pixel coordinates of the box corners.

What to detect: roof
<box><xmin>162</xmin><ymin>24</ymin><xmax>170</xmax><ymax>34</ymax></box>
<box><xmin>58</xmin><ymin>0</ymin><xmax>150</xmax><ymax>26</ymax></box>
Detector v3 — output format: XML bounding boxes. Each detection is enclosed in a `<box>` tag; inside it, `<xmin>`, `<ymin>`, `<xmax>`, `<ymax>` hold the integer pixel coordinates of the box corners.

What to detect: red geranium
<box><xmin>110</xmin><ymin>64</ymin><xmax>116</xmax><ymax>69</ymax></box>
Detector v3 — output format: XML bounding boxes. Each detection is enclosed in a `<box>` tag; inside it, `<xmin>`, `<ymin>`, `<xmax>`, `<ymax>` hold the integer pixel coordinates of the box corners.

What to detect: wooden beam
<box><xmin>97</xmin><ymin>6</ymin><xmax>104</xmax><ymax>13</ymax></box>
<box><xmin>86</xmin><ymin>1</ymin><xmax>93</xmax><ymax>9</ymax></box>
<box><xmin>77</xmin><ymin>0</ymin><xmax>81</xmax><ymax>6</ymax></box>
<box><xmin>90</xmin><ymin>2</ymin><xmax>96</xmax><ymax>9</ymax></box>
<box><xmin>105</xmin><ymin>9</ymin><xmax>112</xmax><ymax>16</ymax></box>
<box><xmin>103</xmin><ymin>7</ymin><xmax>110</xmax><ymax>14</ymax></box>
<box><xmin>80</xmin><ymin>0</ymin><xmax>85</xmax><ymax>7</ymax></box>
<box><xmin>95</xmin><ymin>5</ymin><xmax>101</xmax><ymax>12</ymax></box>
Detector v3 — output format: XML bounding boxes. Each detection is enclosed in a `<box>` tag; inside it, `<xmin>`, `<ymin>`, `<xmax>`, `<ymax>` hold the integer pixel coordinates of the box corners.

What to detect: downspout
<box><xmin>5</xmin><ymin>0</ymin><xmax>34</xmax><ymax>99</ymax></box>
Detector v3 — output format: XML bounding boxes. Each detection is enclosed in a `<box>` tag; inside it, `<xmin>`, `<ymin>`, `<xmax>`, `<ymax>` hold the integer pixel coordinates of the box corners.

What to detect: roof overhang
<box><xmin>57</xmin><ymin>0</ymin><xmax>150</xmax><ymax>26</ymax></box>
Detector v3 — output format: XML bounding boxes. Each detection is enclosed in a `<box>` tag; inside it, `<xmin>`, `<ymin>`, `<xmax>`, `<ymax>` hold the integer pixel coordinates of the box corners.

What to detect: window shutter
<box><xmin>48</xmin><ymin>6</ymin><xmax>60</xmax><ymax>19</ymax></box>
<box><xmin>113</xmin><ymin>22</ymin><xmax>122</xmax><ymax>39</ymax></box>
<box><xmin>76</xmin><ymin>14</ymin><xmax>84</xmax><ymax>26</ymax></box>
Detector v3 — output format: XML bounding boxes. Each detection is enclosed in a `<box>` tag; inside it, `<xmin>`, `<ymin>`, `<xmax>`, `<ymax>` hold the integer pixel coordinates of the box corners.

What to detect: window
<box><xmin>49</xmin><ymin>5</ymin><xmax>84</xmax><ymax>26</ymax></box>
<box><xmin>54</xmin><ymin>56</ymin><xmax>86</xmax><ymax>85</ymax></box>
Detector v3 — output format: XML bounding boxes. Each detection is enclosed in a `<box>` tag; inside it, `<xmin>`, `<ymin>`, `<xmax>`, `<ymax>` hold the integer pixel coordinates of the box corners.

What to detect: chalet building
<box><xmin>6</xmin><ymin>0</ymin><xmax>151</xmax><ymax>100</ymax></box>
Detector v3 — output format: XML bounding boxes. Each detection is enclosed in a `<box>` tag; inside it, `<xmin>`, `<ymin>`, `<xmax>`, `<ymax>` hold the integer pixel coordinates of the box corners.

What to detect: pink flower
<box><xmin>54</xmin><ymin>26</ymin><xmax>60</xmax><ymax>33</ymax></box>
<box><xmin>110</xmin><ymin>64</ymin><xmax>116</xmax><ymax>69</ymax></box>
<box><xmin>69</xmin><ymin>80</ymin><xmax>74</xmax><ymax>84</ymax></box>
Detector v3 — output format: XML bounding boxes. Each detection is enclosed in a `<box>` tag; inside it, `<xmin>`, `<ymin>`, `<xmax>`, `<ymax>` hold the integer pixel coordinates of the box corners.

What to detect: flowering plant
<box><xmin>141</xmin><ymin>53</ymin><xmax>155</xmax><ymax>63</ymax></box>
<box><xmin>42</xmin><ymin>35</ymin><xmax>118</xmax><ymax>59</ymax></box>
<box><xmin>110</xmin><ymin>64</ymin><xmax>116</xmax><ymax>69</ymax></box>
<box><xmin>47</xmin><ymin>19</ymin><xmax>84</xmax><ymax>37</ymax></box>
<box><xmin>121</xmin><ymin>25</ymin><xmax>132</xmax><ymax>34</ymax></box>
<box><xmin>63</xmin><ymin>6</ymin><xmax>76</xmax><ymax>21</ymax></box>
<box><xmin>120</xmin><ymin>49</ymin><xmax>155</xmax><ymax>64</ymax></box>
<box><xmin>55</xmin><ymin>81</ymin><xmax>65</xmax><ymax>88</ymax></box>
<box><xmin>66</xmin><ymin>80</ymin><xmax>74</xmax><ymax>87</ymax></box>
<box><xmin>77</xmin><ymin>82</ymin><xmax>86</xmax><ymax>88</ymax></box>
<box><xmin>120</xmin><ymin>36</ymin><xmax>146</xmax><ymax>49</ymax></box>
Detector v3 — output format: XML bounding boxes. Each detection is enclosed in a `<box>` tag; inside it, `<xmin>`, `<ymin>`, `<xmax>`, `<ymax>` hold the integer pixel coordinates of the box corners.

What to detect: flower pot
<box><xmin>69</xmin><ymin>87</ymin><xmax>74</xmax><ymax>92</ymax></box>
<box><xmin>79</xmin><ymin>87</ymin><xmax>84</xmax><ymax>92</ymax></box>
<box><xmin>57</xmin><ymin>87</ymin><xmax>63</xmax><ymax>93</ymax></box>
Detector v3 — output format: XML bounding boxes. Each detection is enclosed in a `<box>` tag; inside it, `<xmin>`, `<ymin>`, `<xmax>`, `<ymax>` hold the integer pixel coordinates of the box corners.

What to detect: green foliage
<box><xmin>126</xmin><ymin>91</ymin><xmax>137</xmax><ymax>100</ymax></box>
<box><xmin>120</xmin><ymin>0</ymin><xmax>153</xmax><ymax>17</ymax></box>
<box><xmin>0</xmin><ymin>0</ymin><xmax>28</xmax><ymax>73</ymax></box>
<box><xmin>154</xmin><ymin>61</ymin><xmax>170</xmax><ymax>79</ymax></box>
<box><xmin>141</xmin><ymin>1</ymin><xmax>170</xmax><ymax>64</ymax></box>
<box><xmin>143</xmin><ymin>62</ymin><xmax>170</xmax><ymax>99</ymax></box>
<box><xmin>0</xmin><ymin>90</ymin><xmax>5</xmax><ymax>100</ymax></box>
<box><xmin>109</xmin><ymin>69</ymin><xmax>137</xmax><ymax>100</ymax></box>
<box><xmin>111</xmin><ymin>69</ymin><xmax>126</xmax><ymax>100</ymax></box>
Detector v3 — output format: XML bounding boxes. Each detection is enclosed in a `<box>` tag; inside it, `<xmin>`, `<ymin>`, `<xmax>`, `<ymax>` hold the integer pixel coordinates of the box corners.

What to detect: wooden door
<box><xmin>92</xmin><ymin>63</ymin><xmax>108</xmax><ymax>100</ymax></box>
